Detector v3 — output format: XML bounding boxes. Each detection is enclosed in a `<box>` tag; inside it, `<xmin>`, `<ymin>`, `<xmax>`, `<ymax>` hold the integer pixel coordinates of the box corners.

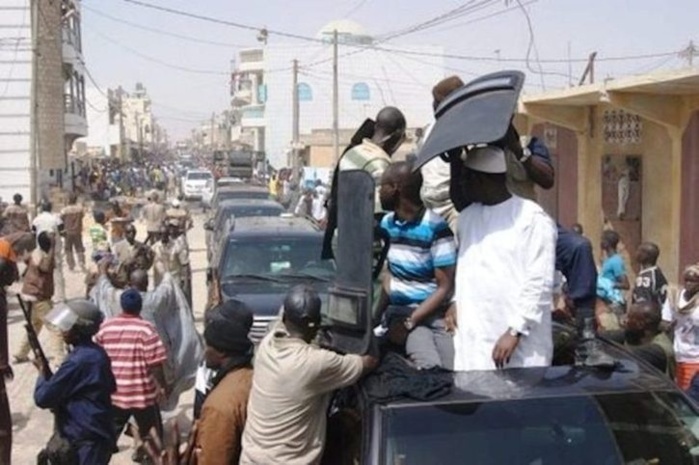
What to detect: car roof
<box><xmin>216</xmin><ymin>184</ymin><xmax>267</xmax><ymax>193</ymax></box>
<box><xmin>380</xmin><ymin>328</ymin><xmax>678</xmax><ymax>409</ymax></box>
<box><xmin>217</xmin><ymin>198</ymin><xmax>283</xmax><ymax>208</ymax></box>
<box><xmin>186</xmin><ymin>169</ymin><xmax>212</xmax><ymax>176</ymax></box>
<box><xmin>226</xmin><ymin>216</ymin><xmax>322</xmax><ymax>238</ymax></box>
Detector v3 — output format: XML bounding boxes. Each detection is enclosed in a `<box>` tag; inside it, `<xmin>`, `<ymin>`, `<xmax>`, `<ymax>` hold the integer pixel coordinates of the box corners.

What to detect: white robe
<box><xmin>453</xmin><ymin>195</ymin><xmax>556</xmax><ymax>371</ymax></box>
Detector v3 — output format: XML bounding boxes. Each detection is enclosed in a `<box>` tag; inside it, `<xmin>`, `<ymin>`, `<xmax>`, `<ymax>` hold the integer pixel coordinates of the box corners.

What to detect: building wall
<box><xmin>680</xmin><ymin>110</ymin><xmax>699</xmax><ymax>276</ymax></box>
<box><xmin>530</xmin><ymin>123</ymin><xmax>579</xmax><ymax>227</ymax></box>
<box><xmin>0</xmin><ymin>0</ymin><xmax>32</xmax><ymax>202</ymax></box>
<box><xmin>36</xmin><ymin>0</ymin><xmax>65</xmax><ymax>171</ymax></box>
<box><xmin>263</xmin><ymin>43</ymin><xmax>445</xmax><ymax>168</ymax></box>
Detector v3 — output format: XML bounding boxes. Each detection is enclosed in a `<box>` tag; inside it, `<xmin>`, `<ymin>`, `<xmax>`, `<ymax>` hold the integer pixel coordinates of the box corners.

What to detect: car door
<box><xmin>321</xmin><ymin>170</ymin><xmax>375</xmax><ymax>355</ymax></box>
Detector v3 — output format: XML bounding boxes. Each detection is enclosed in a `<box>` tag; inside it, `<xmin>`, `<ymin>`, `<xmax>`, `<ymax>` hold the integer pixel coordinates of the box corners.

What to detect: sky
<box><xmin>80</xmin><ymin>0</ymin><xmax>699</xmax><ymax>140</ymax></box>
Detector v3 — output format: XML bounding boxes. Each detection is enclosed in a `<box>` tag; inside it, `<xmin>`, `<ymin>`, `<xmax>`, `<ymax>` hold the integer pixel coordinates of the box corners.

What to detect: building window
<box><xmin>603</xmin><ymin>110</ymin><xmax>642</xmax><ymax>145</ymax></box>
<box><xmin>351</xmin><ymin>82</ymin><xmax>370</xmax><ymax>101</ymax></box>
<box><xmin>257</xmin><ymin>84</ymin><xmax>268</xmax><ymax>103</ymax></box>
<box><xmin>297</xmin><ymin>83</ymin><xmax>312</xmax><ymax>102</ymax></box>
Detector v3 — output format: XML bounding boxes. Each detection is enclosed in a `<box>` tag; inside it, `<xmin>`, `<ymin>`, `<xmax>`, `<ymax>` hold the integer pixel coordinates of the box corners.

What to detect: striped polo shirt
<box><xmin>95</xmin><ymin>313</ymin><xmax>167</xmax><ymax>410</ymax></box>
<box><xmin>380</xmin><ymin>209</ymin><xmax>457</xmax><ymax>306</ymax></box>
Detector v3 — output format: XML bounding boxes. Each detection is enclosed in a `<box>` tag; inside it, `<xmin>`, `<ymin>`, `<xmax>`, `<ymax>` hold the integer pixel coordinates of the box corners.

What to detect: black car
<box><xmin>316</xmin><ymin>168</ymin><xmax>699</xmax><ymax>465</ymax></box>
<box><xmin>205</xmin><ymin>184</ymin><xmax>271</xmax><ymax>211</ymax></box>
<box><xmin>207</xmin><ymin>216</ymin><xmax>333</xmax><ymax>341</ymax></box>
<box><xmin>204</xmin><ymin>198</ymin><xmax>285</xmax><ymax>261</ymax></box>
<box><xmin>321</xmin><ymin>325</ymin><xmax>699</xmax><ymax>465</ymax></box>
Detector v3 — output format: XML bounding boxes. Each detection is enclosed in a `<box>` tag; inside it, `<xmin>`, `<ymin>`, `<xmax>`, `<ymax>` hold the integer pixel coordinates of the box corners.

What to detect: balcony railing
<box><xmin>64</xmin><ymin>94</ymin><xmax>85</xmax><ymax>117</ymax></box>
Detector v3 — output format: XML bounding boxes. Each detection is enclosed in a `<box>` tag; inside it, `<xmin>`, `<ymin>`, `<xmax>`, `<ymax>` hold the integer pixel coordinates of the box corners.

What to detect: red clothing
<box><xmin>95</xmin><ymin>313</ymin><xmax>166</xmax><ymax>409</ymax></box>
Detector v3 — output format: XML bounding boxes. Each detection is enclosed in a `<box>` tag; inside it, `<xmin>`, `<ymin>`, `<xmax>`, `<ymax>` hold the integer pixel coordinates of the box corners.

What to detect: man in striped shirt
<box><xmin>339</xmin><ymin>106</ymin><xmax>407</xmax><ymax>212</ymax></box>
<box><xmin>94</xmin><ymin>288</ymin><xmax>168</xmax><ymax>460</ymax></box>
<box><xmin>378</xmin><ymin>161</ymin><xmax>457</xmax><ymax>369</ymax></box>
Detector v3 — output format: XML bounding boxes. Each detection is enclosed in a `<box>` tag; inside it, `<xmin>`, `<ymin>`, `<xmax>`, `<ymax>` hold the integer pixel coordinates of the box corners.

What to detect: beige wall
<box><xmin>575</xmin><ymin>111</ymin><xmax>681</xmax><ymax>282</ymax></box>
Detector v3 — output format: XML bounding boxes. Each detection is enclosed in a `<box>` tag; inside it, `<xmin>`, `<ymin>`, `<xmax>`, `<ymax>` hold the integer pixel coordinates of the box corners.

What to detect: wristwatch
<box><xmin>508</xmin><ymin>328</ymin><xmax>522</xmax><ymax>338</ymax></box>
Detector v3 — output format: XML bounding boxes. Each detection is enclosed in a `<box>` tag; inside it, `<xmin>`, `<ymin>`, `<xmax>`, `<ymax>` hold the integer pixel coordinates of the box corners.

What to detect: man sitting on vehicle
<box><xmin>377</xmin><ymin>161</ymin><xmax>456</xmax><ymax>370</ymax></box>
<box><xmin>602</xmin><ymin>301</ymin><xmax>674</xmax><ymax>376</ymax></box>
<box><xmin>240</xmin><ymin>285</ymin><xmax>377</xmax><ymax>465</ymax></box>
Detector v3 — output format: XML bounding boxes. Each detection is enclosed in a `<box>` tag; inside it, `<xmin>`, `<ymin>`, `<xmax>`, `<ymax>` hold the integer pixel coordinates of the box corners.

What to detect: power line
<box><xmin>120</xmin><ymin>0</ymin><xmax>682</xmax><ymax>67</ymax></box>
<box><xmin>342</xmin><ymin>0</ymin><xmax>369</xmax><ymax>18</ymax></box>
<box><xmin>121</xmin><ymin>0</ymin><xmax>324</xmax><ymax>44</ymax></box>
<box><xmin>86</xmin><ymin>25</ymin><xmax>229</xmax><ymax>76</ymax></box>
<box><xmin>416</xmin><ymin>0</ymin><xmax>539</xmax><ymax>35</ymax></box>
<box><xmin>83</xmin><ymin>63</ymin><xmax>109</xmax><ymax>99</ymax></box>
<box><xmin>514</xmin><ymin>0</ymin><xmax>546</xmax><ymax>90</ymax></box>
<box><xmin>82</xmin><ymin>4</ymin><xmax>253</xmax><ymax>49</ymax></box>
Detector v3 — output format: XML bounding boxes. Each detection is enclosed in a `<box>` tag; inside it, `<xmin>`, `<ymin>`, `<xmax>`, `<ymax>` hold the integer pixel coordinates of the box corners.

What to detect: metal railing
<box><xmin>64</xmin><ymin>94</ymin><xmax>85</xmax><ymax>117</ymax></box>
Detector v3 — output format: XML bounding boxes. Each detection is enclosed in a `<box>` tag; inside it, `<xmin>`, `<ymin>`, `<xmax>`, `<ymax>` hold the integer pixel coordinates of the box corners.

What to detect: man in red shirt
<box><xmin>95</xmin><ymin>288</ymin><xmax>168</xmax><ymax>461</ymax></box>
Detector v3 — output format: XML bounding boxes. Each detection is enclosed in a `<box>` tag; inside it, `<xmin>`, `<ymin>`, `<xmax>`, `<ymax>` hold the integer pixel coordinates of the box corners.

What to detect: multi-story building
<box><xmin>229</xmin><ymin>20</ymin><xmax>445</xmax><ymax>169</ymax></box>
<box><xmin>0</xmin><ymin>0</ymin><xmax>87</xmax><ymax>203</ymax></box>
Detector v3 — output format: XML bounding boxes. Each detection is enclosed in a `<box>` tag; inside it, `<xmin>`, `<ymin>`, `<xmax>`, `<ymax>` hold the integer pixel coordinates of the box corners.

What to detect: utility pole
<box><xmin>578</xmin><ymin>52</ymin><xmax>597</xmax><ymax>86</ymax></box>
<box><xmin>210</xmin><ymin>112</ymin><xmax>216</xmax><ymax>150</ymax></box>
<box><xmin>680</xmin><ymin>40</ymin><xmax>698</xmax><ymax>67</ymax></box>
<box><xmin>29</xmin><ymin>0</ymin><xmax>38</xmax><ymax>207</ymax></box>
<box><xmin>291</xmin><ymin>58</ymin><xmax>299</xmax><ymax>172</ymax></box>
<box><xmin>332</xmin><ymin>29</ymin><xmax>339</xmax><ymax>164</ymax></box>
<box><xmin>117</xmin><ymin>87</ymin><xmax>125</xmax><ymax>160</ymax></box>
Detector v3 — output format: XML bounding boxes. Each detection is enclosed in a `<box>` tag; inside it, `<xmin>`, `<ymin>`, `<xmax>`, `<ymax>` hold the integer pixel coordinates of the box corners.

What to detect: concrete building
<box><xmin>0</xmin><ymin>0</ymin><xmax>87</xmax><ymax>203</ymax></box>
<box><xmin>230</xmin><ymin>20</ymin><xmax>445</xmax><ymax>169</ymax></box>
<box><xmin>516</xmin><ymin>68</ymin><xmax>699</xmax><ymax>282</ymax></box>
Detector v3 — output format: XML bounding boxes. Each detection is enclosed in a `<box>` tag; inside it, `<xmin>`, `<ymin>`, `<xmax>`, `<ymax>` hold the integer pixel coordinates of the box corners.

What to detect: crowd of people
<box><xmin>73</xmin><ymin>158</ymin><xmax>182</xmax><ymax>201</ymax></box>
<box><xmin>0</xmin><ymin>72</ymin><xmax>695</xmax><ymax>465</ymax></box>
<box><xmin>0</xmin><ymin>183</ymin><xmax>202</xmax><ymax>464</ymax></box>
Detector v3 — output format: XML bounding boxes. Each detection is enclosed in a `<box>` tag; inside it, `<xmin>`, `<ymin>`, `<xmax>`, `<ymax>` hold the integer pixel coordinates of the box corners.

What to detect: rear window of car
<box><xmin>383</xmin><ymin>391</ymin><xmax>699</xmax><ymax>465</ymax></box>
<box><xmin>187</xmin><ymin>172</ymin><xmax>212</xmax><ymax>181</ymax></box>
<box><xmin>217</xmin><ymin>190</ymin><xmax>269</xmax><ymax>202</ymax></box>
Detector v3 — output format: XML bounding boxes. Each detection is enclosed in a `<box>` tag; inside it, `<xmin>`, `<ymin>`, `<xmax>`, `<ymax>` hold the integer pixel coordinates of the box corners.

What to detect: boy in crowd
<box><xmin>632</xmin><ymin>242</ymin><xmax>668</xmax><ymax>307</ymax></box>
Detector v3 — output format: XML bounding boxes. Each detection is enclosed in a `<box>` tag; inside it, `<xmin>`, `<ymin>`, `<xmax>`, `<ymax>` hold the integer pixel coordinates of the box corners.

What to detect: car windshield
<box><xmin>383</xmin><ymin>391</ymin><xmax>699</xmax><ymax>465</ymax></box>
<box><xmin>222</xmin><ymin>237</ymin><xmax>334</xmax><ymax>281</ymax></box>
<box><xmin>214</xmin><ymin>205</ymin><xmax>283</xmax><ymax>230</ymax></box>
<box><xmin>187</xmin><ymin>172</ymin><xmax>212</xmax><ymax>180</ymax></box>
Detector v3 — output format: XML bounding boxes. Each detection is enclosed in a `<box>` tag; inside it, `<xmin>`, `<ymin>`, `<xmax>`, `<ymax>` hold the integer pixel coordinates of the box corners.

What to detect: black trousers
<box><xmin>113</xmin><ymin>404</ymin><xmax>163</xmax><ymax>444</ymax></box>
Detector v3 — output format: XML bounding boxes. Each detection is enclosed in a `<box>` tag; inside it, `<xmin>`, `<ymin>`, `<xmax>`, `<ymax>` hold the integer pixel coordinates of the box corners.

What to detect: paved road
<box><xmin>9</xmin><ymin>208</ymin><xmax>208</xmax><ymax>463</ymax></box>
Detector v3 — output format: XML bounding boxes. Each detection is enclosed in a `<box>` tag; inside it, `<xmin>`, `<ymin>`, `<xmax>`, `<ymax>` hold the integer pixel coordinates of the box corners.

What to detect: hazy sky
<box><xmin>81</xmin><ymin>0</ymin><xmax>699</xmax><ymax>140</ymax></box>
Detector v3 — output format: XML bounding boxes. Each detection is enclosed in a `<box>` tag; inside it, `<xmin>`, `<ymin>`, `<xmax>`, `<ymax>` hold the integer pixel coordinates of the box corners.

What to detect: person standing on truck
<box><xmin>240</xmin><ymin>285</ymin><xmax>377</xmax><ymax>465</ymax></box>
<box><xmin>450</xmin><ymin>147</ymin><xmax>556</xmax><ymax>371</ymax></box>
<box><xmin>339</xmin><ymin>107</ymin><xmax>407</xmax><ymax>212</ymax></box>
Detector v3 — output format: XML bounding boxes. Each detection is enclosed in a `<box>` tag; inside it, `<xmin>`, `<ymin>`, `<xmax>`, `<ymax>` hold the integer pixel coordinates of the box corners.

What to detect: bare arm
<box><xmin>522</xmin><ymin>156</ymin><xmax>554</xmax><ymax>189</ymax></box>
<box><xmin>409</xmin><ymin>265</ymin><xmax>455</xmax><ymax>325</ymax></box>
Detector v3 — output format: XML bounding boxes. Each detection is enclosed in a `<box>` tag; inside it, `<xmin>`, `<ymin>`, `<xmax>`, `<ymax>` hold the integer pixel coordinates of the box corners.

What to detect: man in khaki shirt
<box><xmin>141</xmin><ymin>192</ymin><xmax>166</xmax><ymax>245</ymax></box>
<box><xmin>240</xmin><ymin>285</ymin><xmax>377</xmax><ymax>465</ymax></box>
<box><xmin>1</xmin><ymin>193</ymin><xmax>30</xmax><ymax>235</ymax></box>
<box><xmin>60</xmin><ymin>193</ymin><xmax>86</xmax><ymax>271</ymax></box>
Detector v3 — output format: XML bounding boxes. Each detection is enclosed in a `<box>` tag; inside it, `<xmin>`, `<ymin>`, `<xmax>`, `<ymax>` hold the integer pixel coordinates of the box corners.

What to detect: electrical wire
<box><xmin>343</xmin><ymin>0</ymin><xmax>369</xmax><ymax>18</ymax></box>
<box><xmin>119</xmin><ymin>0</ymin><xmax>682</xmax><ymax>67</ymax></box>
<box><xmin>87</xmin><ymin>26</ymin><xmax>230</xmax><ymax>76</ymax></box>
<box><xmin>514</xmin><ymin>0</ymin><xmax>546</xmax><ymax>90</ymax></box>
<box><xmin>82</xmin><ymin>4</ymin><xmax>252</xmax><ymax>49</ymax></box>
<box><xmin>83</xmin><ymin>62</ymin><xmax>110</xmax><ymax>99</ymax></box>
